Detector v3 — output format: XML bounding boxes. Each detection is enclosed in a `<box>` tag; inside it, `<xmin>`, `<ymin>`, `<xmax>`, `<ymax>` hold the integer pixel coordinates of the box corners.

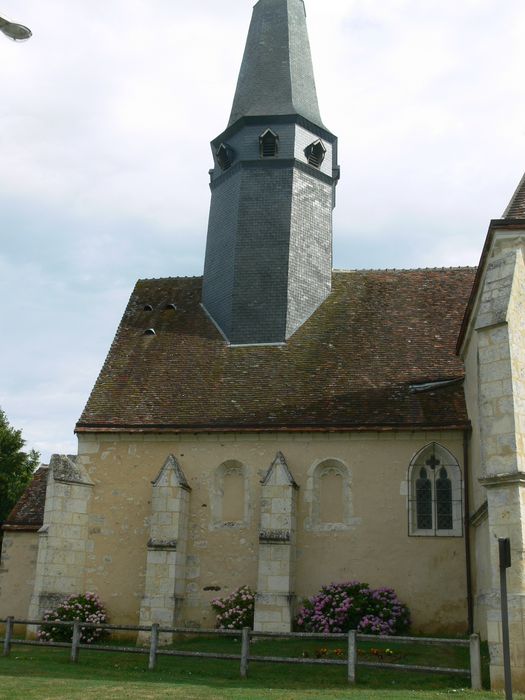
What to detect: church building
<box><xmin>2</xmin><ymin>0</ymin><xmax>525</xmax><ymax>691</ymax></box>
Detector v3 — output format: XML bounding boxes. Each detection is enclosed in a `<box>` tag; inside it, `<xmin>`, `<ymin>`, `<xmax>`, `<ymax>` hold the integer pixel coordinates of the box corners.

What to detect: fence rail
<box><xmin>0</xmin><ymin>616</ymin><xmax>482</xmax><ymax>689</ymax></box>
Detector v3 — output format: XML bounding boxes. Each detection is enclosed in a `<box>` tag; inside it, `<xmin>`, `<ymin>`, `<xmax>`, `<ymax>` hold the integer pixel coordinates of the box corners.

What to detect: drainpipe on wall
<box><xmin>463</xmin><ymin>427</ymin><xmax>474</xmax><ymax>634</ymax></box>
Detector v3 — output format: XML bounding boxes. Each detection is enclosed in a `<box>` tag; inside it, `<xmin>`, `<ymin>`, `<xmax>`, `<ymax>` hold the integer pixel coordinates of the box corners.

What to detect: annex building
<box><xmin>2</xmin><ymin>0</ymin><xmax>525</xmax><ymax>691</ymax></box>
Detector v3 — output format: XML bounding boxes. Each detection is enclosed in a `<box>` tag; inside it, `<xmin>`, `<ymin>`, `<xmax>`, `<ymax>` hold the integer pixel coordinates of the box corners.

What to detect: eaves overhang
<box><xmin>456</xmin><ymin>218</ymin><xmax>525</xmax><ymax>356</ymax></box>
<box><xmin>75</xmin><ymin>422</ymin><xmax>470</xmax><ymax>435</ymax></box>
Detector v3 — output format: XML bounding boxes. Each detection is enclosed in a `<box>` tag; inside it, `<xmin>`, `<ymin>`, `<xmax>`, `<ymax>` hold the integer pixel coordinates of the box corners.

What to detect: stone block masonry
<box><xmin>475</xmin><ymin>235</ymin><xmax>525</xmax><ymax>690</ymax></box>
<box><xmin>254</xmin><ymin>452</ymin><xmax>298</xmax><ymax>632</ymax></box>
<box><xmin>27</xmin><ymin>455</ymin><xmax>93</xmax><ymax>631</ymax></box>
<box><xmin>138</xmin><ymin>455</ymin><xmax>191</xmax><ymax>645</ymax></box>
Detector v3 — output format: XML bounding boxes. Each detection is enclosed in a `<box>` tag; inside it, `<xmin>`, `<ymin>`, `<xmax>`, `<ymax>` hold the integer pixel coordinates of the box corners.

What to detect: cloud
<box><xmin>1</xmin><ymin>0</ymin><xmax>524</xmax><ymax>459</ymax></box>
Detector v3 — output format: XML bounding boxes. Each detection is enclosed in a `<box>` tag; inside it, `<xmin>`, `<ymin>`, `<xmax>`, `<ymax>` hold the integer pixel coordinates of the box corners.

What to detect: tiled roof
<box><xmin>77</xmin><ymin>269</ymin><xmax>476</xmax><ymax>433</ymax></box>
<box><xmin>3</xmin><ymin>467</ymin><xmax>48</xmax><ymax>531</ymax></box>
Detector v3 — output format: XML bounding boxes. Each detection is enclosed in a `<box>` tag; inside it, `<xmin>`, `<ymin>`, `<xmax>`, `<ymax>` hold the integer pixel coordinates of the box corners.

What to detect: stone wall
<box><xmin>66</xmin><ymin>429</ymin><xmax>468</xmax><ymax>635</ymax></box>
<box><xmin>0</xmin><ymin>531</ymin><xmax>39</xmax><ymax>631</ymax></box>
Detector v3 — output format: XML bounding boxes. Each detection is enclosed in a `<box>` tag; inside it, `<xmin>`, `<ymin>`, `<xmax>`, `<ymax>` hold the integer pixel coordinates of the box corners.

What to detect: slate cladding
<box><xmin>228</xmin><ymin>0</ymin><xmax>324</xmax><ymax>129</ymax></box>
<box><xmin>77</xmin><ymin>268</ymin><xmax>476</xmax><ymax>433</ymax></box>
<box><xmin>3</xmin><ymin>467</ymin><xmax>48</xmax><ymax>530</ymax></box>
<box><xmin>202</xmin><ymin>0</ymin><xmax>338</xmax><ymax>345</ymax></box>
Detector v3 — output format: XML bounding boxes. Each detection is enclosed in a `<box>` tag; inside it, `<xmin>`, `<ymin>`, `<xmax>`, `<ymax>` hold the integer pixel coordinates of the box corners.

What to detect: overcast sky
<box><xmin>1</xmin><ymin>0</ymin><xmax>525</xmax><ymax>463</ymax></box>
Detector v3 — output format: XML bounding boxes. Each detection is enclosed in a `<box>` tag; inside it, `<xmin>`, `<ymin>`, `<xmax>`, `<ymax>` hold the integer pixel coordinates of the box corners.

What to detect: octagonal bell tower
<box><xmin>202</xmin><ymin>0</ymin><xmax>339</xmax><ymax>345</ymax></box>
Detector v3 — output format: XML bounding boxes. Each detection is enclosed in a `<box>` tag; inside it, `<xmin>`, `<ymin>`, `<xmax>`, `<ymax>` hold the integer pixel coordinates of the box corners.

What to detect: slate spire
<box><xmin>202</xmin><ymin>0</ymin><xmax>339</xmax><ymax>345</ymax></box>
<box><xmin>229</xmin><ymin>0</ymin><xmax>324</xmax><ymax>128</ymax></box>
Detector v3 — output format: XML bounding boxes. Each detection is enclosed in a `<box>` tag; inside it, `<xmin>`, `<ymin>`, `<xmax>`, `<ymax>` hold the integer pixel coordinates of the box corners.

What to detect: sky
<box><xmin>1</xmin><ymin>0</ymin><xmax>525</xmax><ymax>463</ymax></box>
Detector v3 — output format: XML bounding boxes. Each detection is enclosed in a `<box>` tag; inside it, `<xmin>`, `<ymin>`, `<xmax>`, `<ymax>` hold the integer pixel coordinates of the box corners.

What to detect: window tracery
<box><xmin>408</xmin><ymin>443</ymin><xmax>462</xmax><ymax>537</ymax></box>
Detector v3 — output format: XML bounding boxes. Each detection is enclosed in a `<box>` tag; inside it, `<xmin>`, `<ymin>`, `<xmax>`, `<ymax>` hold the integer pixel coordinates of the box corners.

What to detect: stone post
<box><xmin>27</xmin><ymin>455</ymin><xmax>93</xmax><ymax>634</ymax></box>
<box><xmin>253</xmin><ymin>452</ymin><xmax>298</xmax><ymax>633</ymax></box>
<box><xmin>138</xmin><ymin>455</ymin><xmax>191</xmax><ymax>645</ymax></box>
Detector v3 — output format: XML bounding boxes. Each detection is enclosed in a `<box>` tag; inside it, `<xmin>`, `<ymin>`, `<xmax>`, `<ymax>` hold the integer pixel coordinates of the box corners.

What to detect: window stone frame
<box><xmin>408</xmin><ymin>443</ymin><xmax>463</xmax><ymax>538</ymax></box>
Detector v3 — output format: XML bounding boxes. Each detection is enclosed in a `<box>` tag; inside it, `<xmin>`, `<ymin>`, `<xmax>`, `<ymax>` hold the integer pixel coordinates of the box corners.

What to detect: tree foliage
<box><xmin>0</xmin><ymin>407</ymin><xmax>40</xmax><ymax>524</ymax></box>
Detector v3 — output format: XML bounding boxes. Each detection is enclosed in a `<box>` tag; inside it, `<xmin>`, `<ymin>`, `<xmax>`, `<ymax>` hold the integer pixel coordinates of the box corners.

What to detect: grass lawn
<box><xmin>0</xmin><ymin>634</ymin><xmax>520</xmax><ymax>699</ymax></box>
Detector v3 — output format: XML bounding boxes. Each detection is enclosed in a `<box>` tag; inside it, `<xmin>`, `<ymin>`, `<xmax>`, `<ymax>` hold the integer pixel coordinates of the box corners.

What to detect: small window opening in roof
<box><xmin>143</xmin><ymin>304</ymin><xmax>153</xmax><ymax>311</ymax></box>
<box><xmin>165</xmin><ymin>303</ymin><xmax>177</xmax><ymax>311</ymax></box>
<box><xmin>259</xmin><ymin>129</ymin><xmax>279</xmax><ymax>158</ymax></box>
<box><xmin>143</xmin><ymin>328</ymin><xmax>156</xmax><ymax>336</ymax></box>
<box><xmin>305</xmin><ymin>139</ymin><xmax>326</xmax><ymax>168</ymax></box>
<box><xmin>216</xmin><ymin>143</ymin><xmax>234</xmax><ymax>171</ymax></box>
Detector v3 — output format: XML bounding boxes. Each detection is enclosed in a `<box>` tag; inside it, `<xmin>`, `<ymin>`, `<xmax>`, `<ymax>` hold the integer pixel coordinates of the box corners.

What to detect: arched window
<box><xmin>306</xmin><ymin>459</ymin><xmax>358</xmax><ymax>531</ymax></box>
<box><xmin>211</xmin><ymin>460</ymin><xmax>248</xmax><ymax>528</ymax></box>
<box><xmin>319</xmin><ymin>467</ymin><xmax>344</xmax><ymax>524</ymax></box>
<box><xmin>222</xmin><ymin>467</ymin><xmax>244</xmax><ymax>522</ymax></box>
<box><xmin>408</xmin><ymin>443</ymin><xmax>462</xmax><ymax>536</ymax></box>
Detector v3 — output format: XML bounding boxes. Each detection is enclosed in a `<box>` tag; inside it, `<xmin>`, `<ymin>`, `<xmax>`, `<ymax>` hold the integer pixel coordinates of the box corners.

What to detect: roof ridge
<box><xmin>137</xmin><ymin>275</ymin><xmax>202</xmax><ymax>282</ymax></box>
<box><xmin>333</xmin><ymin>266</ymin><xmax>477</xmax><ymax>273</ymax></box>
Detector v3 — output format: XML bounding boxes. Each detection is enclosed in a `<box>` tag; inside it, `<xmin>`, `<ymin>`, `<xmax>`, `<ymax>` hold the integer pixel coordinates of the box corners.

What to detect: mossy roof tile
<box><xmin>77</xmin><ymin>269</ymin><xmax>476</xmax><ymax>433</ymax></box>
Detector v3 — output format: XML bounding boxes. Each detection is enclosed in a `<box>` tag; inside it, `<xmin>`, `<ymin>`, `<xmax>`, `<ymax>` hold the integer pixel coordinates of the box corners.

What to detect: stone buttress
<box><xmin>254</xmin><ymin>452</ymin><xmax>298</xmax><ymax>632</ymax></box>
<box><xmin>470</xmin><ymin>205</ymin><xmax>525</xmax><ymax>690</ymax></box>
<box><xmin>138</xmin><ymin>455</ymin><xmax>191</xmax><ymax>644</ymax></box>
<box><xmin>28</xmin><ymin>455</ymin><xmax>93</xmax><ymax>627</ymax></box>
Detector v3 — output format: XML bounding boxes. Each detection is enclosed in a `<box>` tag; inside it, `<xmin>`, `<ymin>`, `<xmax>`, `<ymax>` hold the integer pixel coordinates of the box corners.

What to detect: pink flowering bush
<box><xmin>38</xmin><ymin>592</ymin><xmax>108</xmax><ymax>644</ymax></box>
<box><xmin>211</xmin><ymin>585</ymin><xmax>255</xmax><ymax>630</ymax></box>
<box><xmin>295</xmin><ymin>581</ymin><xmax>410</xmax><ymax>636</ymax></box>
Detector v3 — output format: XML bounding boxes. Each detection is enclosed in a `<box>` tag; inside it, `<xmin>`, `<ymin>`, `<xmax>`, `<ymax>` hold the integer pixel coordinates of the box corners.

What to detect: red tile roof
<box><xmin>3</xmin><ymin>467</ymin><xmax>48</xmax><ymax>531</ymax></box>
<box><xmin>77</xmin><ymin>269</ymin><xmax>476</xmax><ymax>434</ymax></box>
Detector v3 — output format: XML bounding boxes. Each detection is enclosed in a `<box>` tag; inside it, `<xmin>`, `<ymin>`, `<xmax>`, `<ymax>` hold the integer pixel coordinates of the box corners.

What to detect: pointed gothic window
<box><xmin>408</xmin><ymin>443</ymin><xmax>462</xmax><ymax>536</ymax></box>
<box><xmin>305</xmin><ymin>139</ymin><xmax>326</xmax><ymax>168</ymax></box>
<box><xmin>216</xmin><ymin>143</ymin><xmax>234</xmax><ymax>171</ymax></box>
<box><xmin>259</xmin><ymin>129</ymin><xmax>279</xmax><ymax>158</ymax></box>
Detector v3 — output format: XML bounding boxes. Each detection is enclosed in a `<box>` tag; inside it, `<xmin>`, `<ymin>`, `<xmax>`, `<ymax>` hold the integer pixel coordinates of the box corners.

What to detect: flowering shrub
<box><xmin>211</xmin><ymin>585</ymin><xmax>255</xmax><ymax>630</ymax></box>
<box><xmin>38</xmin><ymin>592</ymin><xmax>108</xmax><ymax>644</ymax></box>
<box><xmin>295</xmin><ymin>581</ymin><xmax>410</xmax><ymax>636</ymax></box>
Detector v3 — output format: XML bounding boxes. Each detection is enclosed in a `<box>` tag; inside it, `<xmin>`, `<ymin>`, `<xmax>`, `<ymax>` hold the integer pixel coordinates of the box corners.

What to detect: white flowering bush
<box><xmin>211</xmin><ymin>585</ymin><xmax>255</xmax><ymax>629</ymax></box>
<box><xmin>38</xmin><ymin>592</ymin><xmax>108</xmax><ymax>644</ymax></box>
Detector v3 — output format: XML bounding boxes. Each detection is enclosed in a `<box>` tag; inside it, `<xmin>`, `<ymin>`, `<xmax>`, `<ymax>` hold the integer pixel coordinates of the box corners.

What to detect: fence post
<box><xmin>3</xmin><ymin>617</ymin><xmax>14</xmax><ymax>657</ymax></box>
<box><xmin>71</xmin><ymin>621</ymin><xmax>81</xmax><ymax>663</ymax></box>
<box><xmin>240</xmin><ymin>627</ymin><xmax>250</xmax><ymax>679</ymax></box>
<box><xmin>148</xmin><ymin>623</ymin><xmax>159</xmax><ymax>671</ymax></box>
<box><xmin>469</xmin><ymin>633</ymin><xmax>482</xmax><ymax>690</ymax></box>
<box><xmin>347</xmin><ymin>630</ymin><xmax>357</xmax><ymax>684</ymax></box>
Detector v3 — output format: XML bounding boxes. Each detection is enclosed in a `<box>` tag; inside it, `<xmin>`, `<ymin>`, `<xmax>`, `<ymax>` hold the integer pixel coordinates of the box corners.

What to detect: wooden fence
<box><xmin>0</xmin><ymin>617</ymin><xmax>482</xmax><ymax>689</ymax></box>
